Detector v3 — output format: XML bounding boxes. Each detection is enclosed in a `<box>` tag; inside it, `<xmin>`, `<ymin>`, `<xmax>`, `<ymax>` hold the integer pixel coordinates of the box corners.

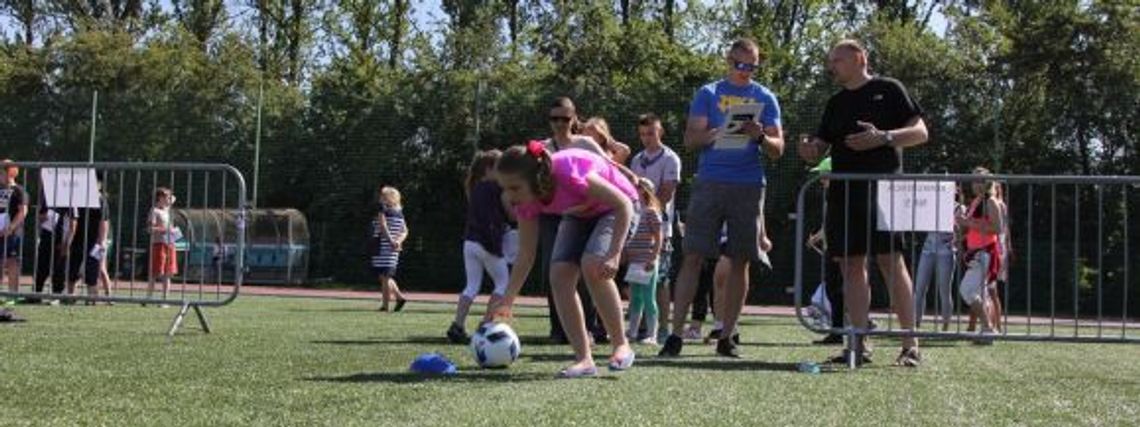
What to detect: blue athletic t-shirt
<box><xmin>688</xmin><ymin>79</ymin><xmax>781</xmax><ymax>185</ymax></box>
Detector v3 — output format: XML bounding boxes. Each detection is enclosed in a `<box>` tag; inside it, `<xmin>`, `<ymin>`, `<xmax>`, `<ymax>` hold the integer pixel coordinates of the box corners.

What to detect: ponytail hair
<box><xmin>497</xmin><ymin>141</ymin><xmax>555</xmax><ymax>201</ymax></box>
<box><xmin>465</xmin><ymin>149</ymin><xmax>503</xmax><ymax>199</ymax></box>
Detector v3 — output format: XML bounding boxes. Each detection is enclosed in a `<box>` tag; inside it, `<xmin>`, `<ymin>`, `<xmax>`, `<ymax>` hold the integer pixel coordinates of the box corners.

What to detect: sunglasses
<box><xmin>732</xmin><ymin>60</ymin><xmax>758</xmax><ymax>73</ymax></box>
<box><xmin>548</xmin><ymin>116</ymin><xmax>572</xmax><ymax>123</ymax></box>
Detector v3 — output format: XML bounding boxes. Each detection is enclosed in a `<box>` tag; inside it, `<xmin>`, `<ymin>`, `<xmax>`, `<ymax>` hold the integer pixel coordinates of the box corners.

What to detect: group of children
<box><xmin>0</xmin><ymin>158</ymin><xmax>187</xmax><ymax>308</ymax></box>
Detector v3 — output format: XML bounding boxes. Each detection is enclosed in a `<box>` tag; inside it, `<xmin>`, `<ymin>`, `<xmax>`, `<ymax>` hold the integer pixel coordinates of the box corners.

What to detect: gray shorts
<box><xmin>683</xmin><ymin>180</ymin><xmax>766</xmax><ymax>262</ymax></box>
<box><xmin>551</xmin><ymin>211</ymin><xmax>638</xmax><ymax>264</ymax></box>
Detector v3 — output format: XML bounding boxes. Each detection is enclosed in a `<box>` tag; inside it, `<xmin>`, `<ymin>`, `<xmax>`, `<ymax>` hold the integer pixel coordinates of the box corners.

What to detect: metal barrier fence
<box><xmin>794</xmin><ymin>173</ymin><xmax>1139</xmax><ymax>367</ymax></box>
<box><xmin>0</xmin><ymin>162</ymin><xmax>247</xmax><ymax>337</ymax></box>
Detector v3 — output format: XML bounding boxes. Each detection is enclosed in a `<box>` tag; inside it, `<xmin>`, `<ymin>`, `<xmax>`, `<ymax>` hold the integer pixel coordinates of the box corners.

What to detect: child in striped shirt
<box><xmin>372</xmin><ymin>186</ymin><xmax>408</xmax><ymax>312</ymax></box>
<box><xmin>624</xmin><ymin>178</ymin><xmax>664</xmax><ymax>345</ymax></box>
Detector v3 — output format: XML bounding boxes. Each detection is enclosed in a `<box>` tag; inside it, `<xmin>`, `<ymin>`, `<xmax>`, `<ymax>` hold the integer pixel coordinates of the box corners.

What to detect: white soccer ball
<box><xmin>470</xmin><ymin>322</ymin><xmax>521</xmax><ymax>368</ymax></box>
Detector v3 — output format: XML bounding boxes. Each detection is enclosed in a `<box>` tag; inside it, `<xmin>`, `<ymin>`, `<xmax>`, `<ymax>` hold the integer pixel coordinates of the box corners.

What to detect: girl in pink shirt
<box><xmin>490</xmin><ymin>141</ymin><xmax>639</xmax><ymax>378</ymax></box>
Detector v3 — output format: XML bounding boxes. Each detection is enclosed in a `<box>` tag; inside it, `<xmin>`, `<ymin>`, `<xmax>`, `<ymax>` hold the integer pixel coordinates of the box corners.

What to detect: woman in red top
<box><xmin>957</xmin><ymin>167</ymin><xmax>1004</xmax><ymax>335</ymax></box>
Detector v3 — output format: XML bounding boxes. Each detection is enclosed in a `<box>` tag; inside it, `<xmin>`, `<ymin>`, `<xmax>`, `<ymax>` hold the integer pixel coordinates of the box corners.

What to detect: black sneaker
<box><xmin>826</xmin><ymin>349</ymin><xmax>872</xmax><ymax>366</ymax></box>
<box><xmin>703</xmin><ymin>329</ymin><xmax>741</xmax><ymax>345</ymax></box>
<box><xmin>446</xmin><ymin>322</ymin><xmax>469</xmax><ymax>344</ymax></box>
<box><xmin>813</xmin><ymin>334</ymin><xmax>844</xmax><ymax>346</ymax></box>
<box><xmin>715</xmin><ymin>338</ymin><xmax>741</xmax><ymax>358</ymax></box>
<box><xmin>658</xmin><ymin>334</ymin><xmax>683</xmax><ymax>357</ymax></box>
<box><xmin>895</xmin><ymin>347</ymin><xmax>922</xmax><ymax>368</ymax></box>
<box><xmin>393</xmin><ymin>298</ymin><xmax>407</xmax><ymax>312</ymax></box>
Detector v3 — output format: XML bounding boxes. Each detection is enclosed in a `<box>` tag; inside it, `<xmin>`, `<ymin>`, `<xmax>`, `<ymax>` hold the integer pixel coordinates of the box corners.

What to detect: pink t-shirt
<box><xmin>515</xmin><ymin>148</ymin><xmax>639</xmax><ymax>221</ymax></box>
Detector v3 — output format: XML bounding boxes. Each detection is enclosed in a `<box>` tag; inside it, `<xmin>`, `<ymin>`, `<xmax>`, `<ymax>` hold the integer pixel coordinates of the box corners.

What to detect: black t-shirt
<box><xmin>1</xmin><ymin>184</ymin><xmax>28</xmax><ymax>236</ymax></box>
<box><xmin>74</xmin><ymin>195</ymin><xmax>109</xmax><ymax>243</ymax></box>
<box><xmin>816</xmin><ymin>77</ymin><xmax>924</xmax><ymax>173</ymax></box>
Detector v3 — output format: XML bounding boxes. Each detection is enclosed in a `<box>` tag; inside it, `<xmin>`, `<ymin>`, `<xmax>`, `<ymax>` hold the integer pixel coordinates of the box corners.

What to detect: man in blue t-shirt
<box><xmin>659</xmin><ymin>38</ymin><xmax>785</xmax><ymax>359</ymax></box>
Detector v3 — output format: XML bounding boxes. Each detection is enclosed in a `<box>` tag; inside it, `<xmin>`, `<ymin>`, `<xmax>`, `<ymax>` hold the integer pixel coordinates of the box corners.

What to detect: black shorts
<box><xmin>372</xmin><ymin>266</ymin><xmax>397</xmax><ymax>277</ymax></box>
<box><xmin>825</xmin><ymin>179</ymin><xmax>906</xmax><ymax>258</ymax></box>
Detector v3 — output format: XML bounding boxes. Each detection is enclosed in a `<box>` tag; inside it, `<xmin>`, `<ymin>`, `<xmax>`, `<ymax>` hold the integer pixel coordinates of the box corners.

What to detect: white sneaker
<box><xmin>638</xmin><ymin>337</ymin><xmax>659</xmax><ymax>346</ymax></box>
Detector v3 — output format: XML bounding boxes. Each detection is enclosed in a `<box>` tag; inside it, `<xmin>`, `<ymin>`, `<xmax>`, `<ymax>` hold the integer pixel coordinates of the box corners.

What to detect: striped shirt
<box><xmin>625</xmin><ymin>208</ymin><xmax>662</xmax><ymax>265</ymax></box>
<box><xmin>371</xmin><ymin>207</ymin><xmax>406</xmax><ymax>268</ymax></box>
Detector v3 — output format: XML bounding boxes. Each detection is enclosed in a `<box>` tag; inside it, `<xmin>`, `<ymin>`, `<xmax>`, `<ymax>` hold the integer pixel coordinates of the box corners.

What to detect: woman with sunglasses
<box><xmin>538</xmin><ymin>97</ymin><xmax>609</xmax><ymax>344</ymax></box>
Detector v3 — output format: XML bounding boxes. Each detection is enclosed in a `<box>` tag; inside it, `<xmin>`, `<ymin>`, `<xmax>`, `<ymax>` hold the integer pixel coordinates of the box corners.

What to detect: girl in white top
<box><xmin>147</xmin><ymin>187</ymin><xmax>178</xmax><ymax>305</ymax></box>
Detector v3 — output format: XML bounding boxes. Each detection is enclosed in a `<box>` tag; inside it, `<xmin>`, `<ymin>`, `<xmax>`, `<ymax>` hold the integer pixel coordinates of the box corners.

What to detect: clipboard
<box><xmin>714</xmin><ymin>103</ymin><xmax>764</xmax><ymax>150</ymax></box>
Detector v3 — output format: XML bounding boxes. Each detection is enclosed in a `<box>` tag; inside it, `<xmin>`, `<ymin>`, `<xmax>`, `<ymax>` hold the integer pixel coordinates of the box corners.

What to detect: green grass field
<box><xmin>2</xmin><ymin>297</ymin><xmax>1138</xmax><ymax>426</ymax></box>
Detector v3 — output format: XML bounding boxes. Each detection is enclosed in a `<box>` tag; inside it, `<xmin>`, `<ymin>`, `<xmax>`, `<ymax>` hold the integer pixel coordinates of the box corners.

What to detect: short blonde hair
<box><xmin>833</xmin><ymin>39</ymin><xmax>867</xmax><ymax>55</ymax></box>
<box><xmin>380</xmin><ymin>186</ymin><xmax>402</xmax><ymax>209</ymax></box>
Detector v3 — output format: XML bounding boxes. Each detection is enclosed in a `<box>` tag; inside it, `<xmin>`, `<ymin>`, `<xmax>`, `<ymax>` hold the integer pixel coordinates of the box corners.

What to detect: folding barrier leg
<box><xmin>193</xmin><ymin>304</ymin><xmax>212</xmax><ymax>334</ymax></box>
<box><xmin>167</xmin><ymin>303</ymin><xmax>191</xmax><ymax>340</ymax></box>
<box><xmin>846</xmin><ymin>328</ymin><xmax>859</xmax><ymax>370</ymax></box>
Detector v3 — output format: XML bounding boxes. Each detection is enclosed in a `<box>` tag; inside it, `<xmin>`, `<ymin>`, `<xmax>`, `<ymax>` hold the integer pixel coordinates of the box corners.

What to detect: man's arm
<box><xmin>656</xmin><ymin>180</ymin><xmax>677</xmax><ymax>207</ymax></box>
<box><xmin>760</xmin><ymin>125</ymin><xmax>785</xmax><ymax>159</ymax></box>
<box><xmin>845</xmin><ymin>116</ymin><xmax>928</xmax><ymax>152</ymax></box>
<box><xmin>684</xmin><ymin>115</ymin><xmax>717</xmax><ymax>151</ymax></box>
<box><xmin>5</xmin><ymin>204</ymin><xmax>27</xmax><ymax>237</ymax></box>
<box><xmin>886</xmin><ymin>116</ymin><xmax>928</xmax><ymax>148</ymax></box>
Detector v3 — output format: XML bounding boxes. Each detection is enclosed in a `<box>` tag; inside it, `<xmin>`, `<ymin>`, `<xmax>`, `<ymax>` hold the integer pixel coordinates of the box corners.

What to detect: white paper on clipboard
<box><xmin>714</xmin><ymin>103</ymin><xmax>764</xmax><ymax>150</ymax></box>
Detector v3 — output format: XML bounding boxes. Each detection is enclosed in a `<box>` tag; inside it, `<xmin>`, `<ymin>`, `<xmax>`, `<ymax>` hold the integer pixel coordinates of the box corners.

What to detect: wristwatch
<box><xmin>882</xmin><ymin>130</ymin><xmax>895</xmax><ymax>147</ymax></box>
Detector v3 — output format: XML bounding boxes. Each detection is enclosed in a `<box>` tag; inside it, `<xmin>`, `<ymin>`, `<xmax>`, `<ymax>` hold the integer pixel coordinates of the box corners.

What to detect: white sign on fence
<box><xmin>41</xmin><ymin>168</ymin><xmax>100</xmax><ymax>208</ymax></box>
<box><xmin>876</xmin><ymin>180</ymin><xmax>956</xmax><ymax>233</ymax></box>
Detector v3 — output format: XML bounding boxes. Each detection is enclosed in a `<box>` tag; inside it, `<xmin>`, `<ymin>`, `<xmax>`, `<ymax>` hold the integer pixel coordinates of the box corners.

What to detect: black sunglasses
<box><xmin>549</xmin><ymin>116</ymin><xmax>572</xmax><ymax>123</ymax></box>
<box><xmin>732</xmin><ymin>60</ymin><xmax>758</xmax><ymax>72</ymax></box>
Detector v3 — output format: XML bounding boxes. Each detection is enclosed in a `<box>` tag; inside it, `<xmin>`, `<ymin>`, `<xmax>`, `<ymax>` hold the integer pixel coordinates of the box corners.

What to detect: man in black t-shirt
<box><xmin>799</xmin><ymin>40</ymin><xmax>930</xmax><ymax>367</ymax></box>
<box><xmin>1</xmin><ymin>160</ymin><xmax>29</xmax><ymax>295</ymax></box>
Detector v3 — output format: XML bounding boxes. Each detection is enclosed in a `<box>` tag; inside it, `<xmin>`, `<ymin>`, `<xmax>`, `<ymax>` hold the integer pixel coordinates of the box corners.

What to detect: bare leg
<box><xmin>988</xmin><ymin>286</ymin><xmax>1003</xmax><ymax>332</ymax></box>
<box><xmin>713</xmin><ymin>257</ymin><xmax>731</xmax><ymax>323</ymax></box>
<box><xmin>720</xmin><ymin>259</ymin><xmax>750</xmax><ymax>338</ymax></box>
<box><xmin>877</xmin><ymin>253</ymin><xmax>918</xmax><ymax>349</ymax></box>
<box><xmin>453</xmin><ymin>295</ymin><xmax>474</xmax><ymax>328</ymax></box>
<box><xmin>669</xmin><ymin>254</ymin><xmax>705</xmax><ymax>335</ymax></box>
<box><xmin>4</xmin><ymin>259</ymin><xmax>18</xmax><ymax>293</ymax></box>
<box><xmin>550</xmin><ymin>262</ymin><xmax>593</xmax><ymax>369</ymax></box>
<box><xmin>378</xmin><ymin>274</ymin><xmax>391</xmax><ymax>310</ymax></box>
<box><xmin>582</xmin><ymin>255</ymin><xmax>632</xmax><ymax>361</ymax></box>
<box><xmin>389</xmin><ymin>278</ymin><xmax>405</xmax><ymax>300</ymax></box>
<box><xmin>839</xmin><ymin>256</ymin><xmax>871</xmax><ymax>351</ymax></box>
